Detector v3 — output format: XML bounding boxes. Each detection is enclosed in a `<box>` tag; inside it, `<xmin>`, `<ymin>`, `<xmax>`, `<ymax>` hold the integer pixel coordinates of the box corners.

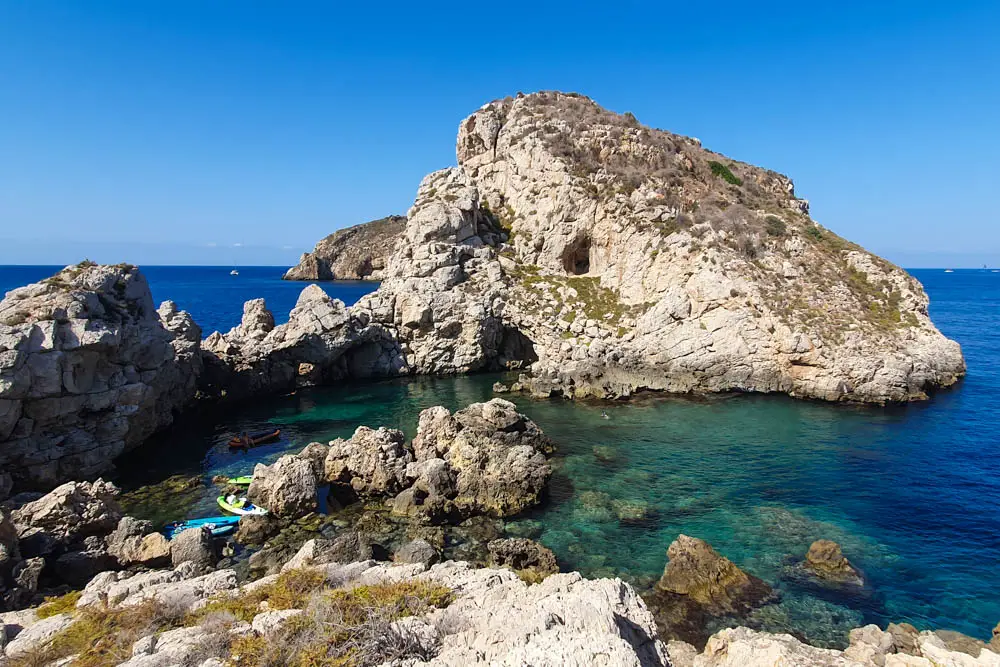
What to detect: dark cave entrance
<box><xmin>497</xmin><ymin>326</ymin><xmax>539</xmax><ymax>370</ymax></box>
<box><xmin>563</xmin><ymin>235</ymin><xmax>592</xmax><ymax>275</ymax></box>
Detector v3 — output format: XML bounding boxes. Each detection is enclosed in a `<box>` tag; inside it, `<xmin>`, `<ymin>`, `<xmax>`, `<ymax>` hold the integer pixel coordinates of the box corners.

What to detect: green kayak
<box><xmin>225</xmin><ymin>476</ymin><xmax>253</xmax><ymax>486</ymax></box>
<box><xmin>217</xmin><ymin>495</ymin><xmax>268</xmax><ymax>516</ymax></box>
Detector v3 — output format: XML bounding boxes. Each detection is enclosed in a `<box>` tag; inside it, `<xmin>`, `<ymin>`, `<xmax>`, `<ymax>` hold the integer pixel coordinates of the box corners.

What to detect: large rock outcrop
<box><xmin>349</xmin><ymin>92</ymin><xmax>965</xmax><ymax>402</ymax></box>
<box><xmin>283</xmin><ymin>214</ymin><xmax>406</xmax><ymax>281</ymax></box>
<box><xmin>0</xmin><ymin>263</ymin><xmax>202</xmax><ymax>488</ymax></box>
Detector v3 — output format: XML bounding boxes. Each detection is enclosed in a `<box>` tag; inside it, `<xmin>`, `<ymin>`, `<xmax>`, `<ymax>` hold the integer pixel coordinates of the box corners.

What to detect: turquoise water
<box><xmin>7</xmin><ymin>264</ymin><xmax>999</xmax><ymax>644</ymax></box>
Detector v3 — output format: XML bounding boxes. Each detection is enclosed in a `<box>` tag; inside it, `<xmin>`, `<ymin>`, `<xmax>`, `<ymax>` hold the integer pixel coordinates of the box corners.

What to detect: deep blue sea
<box><xmin>0</xmin><ymin>265</ymin><xmax>375</xmax><ymax>335</ymax></box>
<box><xmin>2</xmin><ymin>265</ymin><xmax>999</xmax><ymax>644</ymax></box>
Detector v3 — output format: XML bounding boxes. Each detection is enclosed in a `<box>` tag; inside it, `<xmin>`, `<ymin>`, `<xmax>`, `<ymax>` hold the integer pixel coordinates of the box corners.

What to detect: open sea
<box><xmin>2</xmin><ymin>265</ymin><xmax>999</xmax><ymax>644</ymax></box>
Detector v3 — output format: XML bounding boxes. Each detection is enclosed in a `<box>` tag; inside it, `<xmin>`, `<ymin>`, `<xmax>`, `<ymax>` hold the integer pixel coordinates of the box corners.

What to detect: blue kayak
<box><xmin>164</xmin><ymin>515</ymin><xmax>241</xmax><ymax>540</ymax></box>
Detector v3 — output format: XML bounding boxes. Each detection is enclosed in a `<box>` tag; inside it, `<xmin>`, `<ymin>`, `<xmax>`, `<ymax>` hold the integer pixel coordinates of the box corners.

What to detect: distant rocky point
<box><xmin>283</xmin><ymin>214</ymin><xmax>406</xmax><ymax>281</ymax></box>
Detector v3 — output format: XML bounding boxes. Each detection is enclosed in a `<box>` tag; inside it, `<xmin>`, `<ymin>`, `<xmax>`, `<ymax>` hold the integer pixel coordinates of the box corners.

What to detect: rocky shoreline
<box><xmin>0</xmin><ymin>91</ymin><xmax>980</xmax><ymax>665</ymax></box>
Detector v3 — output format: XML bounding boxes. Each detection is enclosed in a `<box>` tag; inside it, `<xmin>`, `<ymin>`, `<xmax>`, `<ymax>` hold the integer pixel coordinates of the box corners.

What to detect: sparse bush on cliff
<box><xmin>709</xmin><ymin>160</ymin><xmax>743</xmax><ymax>186</ymax></box>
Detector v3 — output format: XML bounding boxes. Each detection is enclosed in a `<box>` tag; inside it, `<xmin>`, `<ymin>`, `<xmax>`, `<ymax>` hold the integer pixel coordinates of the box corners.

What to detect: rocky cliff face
<box><xmin>358</xmin><ymin>91</ymin><xmax>964</xmax><ymax>402</ymax></box>
<box><xmin>0</xmin><ymin>263</ymin><xmax>202</xmax><ymax>488</ymax></box>
<box><xmin>283</xmin><ymin>215</ymin><xmax>406</xmax><ymax>281</ymax></box>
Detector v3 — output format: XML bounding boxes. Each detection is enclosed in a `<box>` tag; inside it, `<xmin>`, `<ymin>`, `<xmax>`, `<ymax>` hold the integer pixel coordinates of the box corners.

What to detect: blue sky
<box><xmin>1</xmin><ymin>1</ymin><xmax>997</xmax><ymax>267</ymax></box>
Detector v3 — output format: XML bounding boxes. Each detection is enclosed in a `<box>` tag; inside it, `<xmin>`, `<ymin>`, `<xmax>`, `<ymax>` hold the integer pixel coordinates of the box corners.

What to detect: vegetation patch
<box><xmin>12</xmin><ymin>570</ymin><xmax>453</xmax><ymax>667</ymax></box>
<box><xmin>36</xmin><ymin>590</ymin><xmax>82</xmax><ymax>619</ymax></box>
<box><xmin>708</xmin><ymin>161</ymin><xmax>742</xmax><ymax>186</ymax></box>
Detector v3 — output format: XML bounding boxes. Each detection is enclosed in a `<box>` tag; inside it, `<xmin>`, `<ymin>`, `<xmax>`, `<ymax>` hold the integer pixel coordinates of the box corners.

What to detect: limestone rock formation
<box><xmin>247</xmin><ymin>454</ymin><xmax>318</xmax><ymax>519</ymax></box>
<box><xmin>12</xmin><ymin>479</ymin><xmax>123</xmax><ymax>551</ymax></box>
<box><xmin>487</xmin><ymin>537</ymin><xmax>559</xmax><ymax>577</ymax></box>
<box><xmin>804</xmin><ymin>539</ymin><xmax>865</xmax><ymax>587</ymax></box>
<box><xmin>350</xmin><ymin>92</ymin><xmax>966</xmax><ymax>403</ymax></box>
<box><xmin>0</xmin><ymin>263</ymin><xmax>202</xmax><ymax>488</ymax></box>
<box><xmin>320</xmin><ymin>399</ymin><xmax>551</xmax><ymax>522</ymax></box>
<box><xmin>200</xmin><ymin>284</ymin><xmax>406</xmax><ymax>401</ymax></box>
<box><xmin>283</xmin><ymin>214</ymin><xmax>406</xmax><ymax>281</ymax></box>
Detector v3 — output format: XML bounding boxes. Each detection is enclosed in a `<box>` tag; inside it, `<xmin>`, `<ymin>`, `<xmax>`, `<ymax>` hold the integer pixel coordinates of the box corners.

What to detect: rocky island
<box><xmin>283</xmin><ymin>215</ymin><xmax>406</xmax><ymax>281</ymax></box>
<box><xmin>0</xmin><ymin>91</ymin><xmax>982</xmax><ymax>666</ymax></box>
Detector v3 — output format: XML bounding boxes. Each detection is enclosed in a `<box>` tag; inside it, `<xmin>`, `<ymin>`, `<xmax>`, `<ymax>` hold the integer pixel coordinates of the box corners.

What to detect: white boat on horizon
<box><xmin>944</xmin><ymin>269</ymin><xmax>954</xmax><ymax>273</ymax></box>
<box><xmin>230</xmin><ymin>269</ymin><xmax>239</xmax><ymax>276</ymax></box>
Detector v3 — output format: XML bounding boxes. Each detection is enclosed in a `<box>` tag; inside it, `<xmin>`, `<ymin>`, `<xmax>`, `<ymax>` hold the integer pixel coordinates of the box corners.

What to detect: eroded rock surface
<box><xmin>283</xmin><ymin>214</ymin><xmax>406</xmax><ymax>281</ymax></box>
<box><xmin>803</xmin><ymin>539</ymin><xmax>865</xmax><ymax>587</ymax></box>
<box><xmin>0</xmin><ymin>263</ymin><xmax>202</xmax><ymax>488</ymax></box>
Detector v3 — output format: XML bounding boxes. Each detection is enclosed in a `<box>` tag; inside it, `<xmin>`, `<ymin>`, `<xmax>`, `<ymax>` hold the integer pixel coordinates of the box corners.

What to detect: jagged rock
<box><xmin>200</xmin><ymin>284</ymin><xmax>406</xmax><ymax>401</ymax></box>
<box><xmin>3</xmin><ymin>611</ymin><xmax>74</xmax><ymax>659</ymax></box>
<box><xmin>487</xmin><ymin>538</ymin><xmax>558</xmax><ymax>576</ymax></box>
<box><xmin>804</xmin><ymin>539</ymin><xmax>865</xmax><ymax>587</ymax></box>
<box><xmin>991</xmin><ymin>622</ymin><xmax>1000</xmax><ymax>652</ymax></box>
<box><xmin>414</xmin><ymin>400</ymin><xmax>552</xmax><ymax>518</ymax></box>
<box><xmin>12</xmin><ymin>557</ymin><xmax>44</xmax><ymax>592</ymax></box>
<box><xmin>647</xmin><ymin>535</ymin><xmax>774</xmax><ymax>646</ymax></box>
<box><xmin>0</xmin><ymin>508</ymin><xmax>18</xmax><ymax>570</ymax></box>
<box><xmin>283</xmin><ymin>215</ymin><xmax>406</xmax><ymax>281</ymax></box>
<box><xmin>247</xmin><ymin>455</ymin><xmax>318</xmax><ymax>519</ymax></box>
<box><xmin>106</xmin><ymin>516</ymin><xmax>171</xmax><ymax>567</ymax></box>
<box><xmin>235</xmin><ymin>514</ymin><xmax>280</xmax><ymax>546</ymax></box>
<box><xmin>694</xmin><ymin>627</ymin><xmax>859</xmax><ymax>666</ymax></box>
<box><xmin>324</xmin><ymin>426</ymin><xmax>413</xmax><ymax>497</ymax></box>
<box><xmin>0</xmin><ymin>263</ymin><xmax>202</xmax><ymax>487</ymax></box>
<box><xmin>12</xmin><ymin>479</ymin><xmax>123</xmax><ymax>552</ymax></box>
<box><xmin>170</xmin><ymin>526</ymin><xmax>216</xmax><ymax>569</ymax></box>
<box><xmin>54</xmin><ymin>548</ymin><xmax>116</xmax><ymax>587</ymax></box>
<box><xmin>78</xmin><ymin>562</ymin><xmax>237</xmax><ymax>609</ymax></box>
<box><xmin>394</xmin><ymin>539</ymin><xmax>439</xmax><ymax>566</ymax></box>
<box><xmin>887</xmin><ymin>622</ymin><xmax>922</xmax><ymax>656</ymax></box>
<box><xmin>297</xmin><ymin>442</ymin><xmax>330</xmax><ymax>479</ymax></box>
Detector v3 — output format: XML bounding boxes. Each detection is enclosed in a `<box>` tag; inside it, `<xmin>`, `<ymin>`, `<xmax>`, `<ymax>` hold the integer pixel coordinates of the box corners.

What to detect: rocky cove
<box><xmin>0</xmin><ymin>92</ymin><xmax>996</xmax><ymax>665</ymax></box>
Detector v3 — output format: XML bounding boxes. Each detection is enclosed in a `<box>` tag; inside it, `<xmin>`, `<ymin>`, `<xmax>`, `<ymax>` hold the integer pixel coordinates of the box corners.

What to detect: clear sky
<box><xmin>1</xmin><ymin>1</ymin><xmax>997</xmax><ymax>267</ymax></box>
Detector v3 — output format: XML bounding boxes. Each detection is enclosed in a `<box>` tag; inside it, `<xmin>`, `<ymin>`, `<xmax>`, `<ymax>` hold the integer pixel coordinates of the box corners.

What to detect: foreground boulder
<box><xmin>487</xmin><ymin>537</ymin><xmax>559</xmax><ymax>579</ymax></box>
<box><xmin>283</xmin><ymin>214</ymin><xmax>406</xmax><ymax>281</ymax></box>
<box><xmin>0</xmin><ymin>263</ymin><xmax>202</xmax><ymax>489</ymax></box>
<box><xmin>247</xmin><ymin>454</ymin><xmax>318</xmax><ymax>519</ymax></box>
<box><xmin>12</xmin><ymin>479</ymin><xmax>123</xmax><ymax>555</ymax></box>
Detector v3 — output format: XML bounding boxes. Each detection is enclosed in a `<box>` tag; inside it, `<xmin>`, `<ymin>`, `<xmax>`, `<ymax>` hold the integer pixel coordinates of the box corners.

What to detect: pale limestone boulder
<box><xmin>324</xmin><ymin>426</ymin><xmax>413</xmax><ymax>496</ymax></box>
<box><xmin>12</xmin><ymin>478</ymin><xmax>123</xmax><ymax>547</ymax></box>
<box><xmin>247</xmin><ymin>454</ymin><xmax>318</xmax><ymax>518</ymax></box>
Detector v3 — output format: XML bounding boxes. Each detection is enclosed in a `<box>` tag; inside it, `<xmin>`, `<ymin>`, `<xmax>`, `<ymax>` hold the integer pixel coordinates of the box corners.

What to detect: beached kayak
<box><xmin>217</xmin><ymin>495</ymin><xmax>268</xmax><ymax>516</ymax></box>
<box><xmin>224</xmin><ymin>476</ymin><xmax>253</xmax><ymax>486</ymax></box>
<box><xmin>164</xmin><ymin>515</ymin><xmax>241</xmax><ymax>539</ymax></box>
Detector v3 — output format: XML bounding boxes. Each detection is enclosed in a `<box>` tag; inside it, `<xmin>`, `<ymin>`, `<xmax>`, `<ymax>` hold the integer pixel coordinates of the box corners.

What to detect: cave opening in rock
<box><xmin>497</xmin><ymin>326</ymin><xmax>539</xmax><ymax>370</ymax></box>
<box><xmin>563</xmin><ymin>235</ymin><xmax>591</xmax><ymax>275</ymax></box>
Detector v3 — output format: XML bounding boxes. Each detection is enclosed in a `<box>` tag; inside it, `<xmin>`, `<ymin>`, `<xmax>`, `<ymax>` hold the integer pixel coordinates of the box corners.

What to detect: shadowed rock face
<box><xmin>0</xmin><ymin>263</ymin><xmax>202</xmax><ymax>488</ymax></box>
<box><xmin>283</xmin><ymin>215</ymin><xmax>406</xmax><ymax>281</ymax></box>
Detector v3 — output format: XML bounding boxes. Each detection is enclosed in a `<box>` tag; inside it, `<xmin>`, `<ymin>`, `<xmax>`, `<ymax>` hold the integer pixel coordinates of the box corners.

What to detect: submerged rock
<box><xmin>656</xmin><ymin>535</ymin><xmax>773</xmax><ymax>614</ymax></box>
<box><xmin>803</xmin><ymin>539</ymin><xmax>865</xmax><ymax>587</ymax></box>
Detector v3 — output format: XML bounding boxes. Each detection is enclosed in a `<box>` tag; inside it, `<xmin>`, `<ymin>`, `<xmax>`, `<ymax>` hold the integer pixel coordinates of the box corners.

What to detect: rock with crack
<box><xmin>802</xmin><ymin>539</ymin><xmax>866</xmax><ymax>587</ymax></box>
<box><xmin>0</xmin><ymin>263</ymin><xmax>202</xmax><ymax>488</ymax></box>
<box><xmin>12</xmin><ymin>479</ymin><xmax>123</xmax><ymax>555</ymax></box>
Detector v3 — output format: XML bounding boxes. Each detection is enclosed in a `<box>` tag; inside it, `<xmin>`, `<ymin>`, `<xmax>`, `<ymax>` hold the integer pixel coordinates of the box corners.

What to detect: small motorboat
<box><xmin>163</xmin><ymin>515</ymin><xmax>241</xmax><ymax>540</ymax></box>
<box><xmin>218</xmin><ymin>494</ymin><xmax>268</xmax><ymax>516</ymax></box>
<box><xmin>230</xmin><ymin>269</ymin><xmax>239</xmax><ymax>276</ymax></box>
<box><xmin>228</xmin><ymin>429</ymin><xmax>281</xmax><ymax>449</ymax></box>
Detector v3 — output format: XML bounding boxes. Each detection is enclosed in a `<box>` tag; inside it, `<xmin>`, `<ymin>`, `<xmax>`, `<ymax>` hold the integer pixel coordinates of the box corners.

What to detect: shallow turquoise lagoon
<box><xmin>113</xmin><ymin>269</ymin><xmax>1000</xmax><ymax>645</ymax></box>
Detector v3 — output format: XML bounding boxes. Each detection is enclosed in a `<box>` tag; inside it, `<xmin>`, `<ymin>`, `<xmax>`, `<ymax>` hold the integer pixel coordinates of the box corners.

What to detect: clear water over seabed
<box><xmin>3</xmin><ymin>265</ymin><xmax>999</xmax><ymax>643</ymax></box>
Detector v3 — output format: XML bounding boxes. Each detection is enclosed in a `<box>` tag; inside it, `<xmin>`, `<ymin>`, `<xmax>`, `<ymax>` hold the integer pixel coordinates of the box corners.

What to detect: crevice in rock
<box><xmin>563</xmin><ymin>234</ymin><xmax>592</xmax><ymax>275</ymax></box>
